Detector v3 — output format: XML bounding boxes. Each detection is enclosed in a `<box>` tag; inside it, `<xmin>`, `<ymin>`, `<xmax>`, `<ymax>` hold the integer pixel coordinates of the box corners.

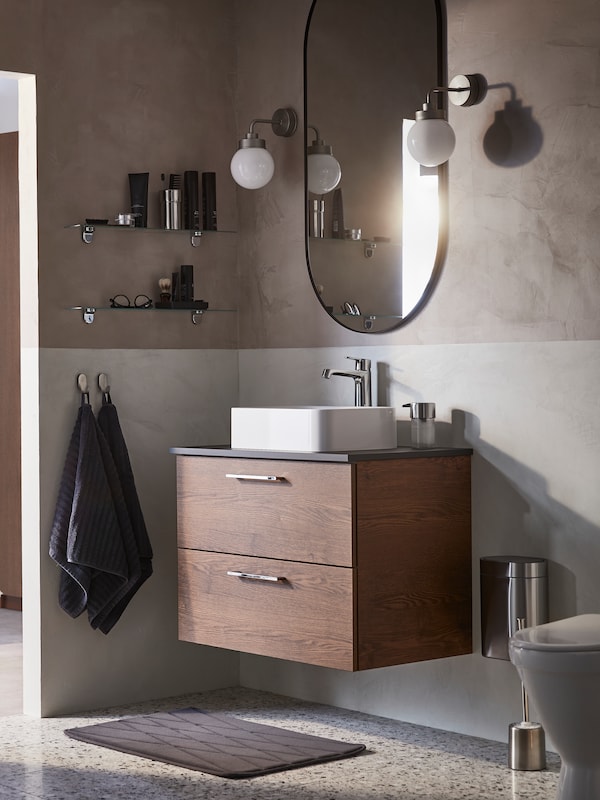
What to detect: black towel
<box><xmin>49</xmin><ymin>403</ymin><xmax>141</xmax><ymax>631</ymax></box>
<box><xmin>94</xmin><ymin>399</ymin><xmax>153</xmax><ymax>633</ymax></box>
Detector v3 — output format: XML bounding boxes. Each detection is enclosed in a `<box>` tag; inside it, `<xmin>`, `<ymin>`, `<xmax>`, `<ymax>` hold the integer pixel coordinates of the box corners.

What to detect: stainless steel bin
<box><xmin>480</xmin><ymin>556</ymin><xmax>548</xmax><ymax>660</ymax></box>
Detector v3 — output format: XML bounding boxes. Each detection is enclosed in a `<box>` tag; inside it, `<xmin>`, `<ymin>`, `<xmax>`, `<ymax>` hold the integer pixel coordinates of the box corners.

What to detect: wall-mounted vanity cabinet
<box><xmin>172</xmin><ymin>447</ymin><xmax>472</xmax><ymax>671</ymax></box>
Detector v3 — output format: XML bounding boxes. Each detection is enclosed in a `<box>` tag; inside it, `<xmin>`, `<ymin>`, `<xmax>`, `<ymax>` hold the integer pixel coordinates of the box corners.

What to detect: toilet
<box><xmin>509</xmin><ymin>613</ymin><xmax>600</xmax><ymax>800</ymax></box>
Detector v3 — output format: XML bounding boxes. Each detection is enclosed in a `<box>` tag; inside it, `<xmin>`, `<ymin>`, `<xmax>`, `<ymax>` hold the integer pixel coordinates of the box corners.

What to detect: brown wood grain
<box><xmin>176</xmin><ymin>453</ymin><xmax>472</xmax><ymax>671</ymax></box>
<box><xmin>178</xmin><ymin>549</ymin><xmax>355</xmax><ymax>670</ymax></box>
<box><xmin>176</xmin><ymin>456</ymin><xmax>354</xmax><ymax>566</ymax></box>
<box><xmin>355</xmin><ymin>457</ymin><xmax>472</xmax><ymax>669</ymax></box>
<box><xmin>0</xmin><ymin>132</ymin><xmax>21</xmax><ymax>600</ymax></box>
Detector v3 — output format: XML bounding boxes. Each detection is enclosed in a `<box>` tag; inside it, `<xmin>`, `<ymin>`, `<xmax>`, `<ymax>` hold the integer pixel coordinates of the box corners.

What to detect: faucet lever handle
<box><xmin>346</xmin><ymin>355</ymin><xmax>371</xmax><ymax>370</ymax></box>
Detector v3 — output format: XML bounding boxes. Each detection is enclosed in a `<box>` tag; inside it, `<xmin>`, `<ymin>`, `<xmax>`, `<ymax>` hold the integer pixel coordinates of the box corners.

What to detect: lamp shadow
<box><xmin>482</xmin><ymin>83</ymin><xmax>543</xmax><ymax>166</ymax></box>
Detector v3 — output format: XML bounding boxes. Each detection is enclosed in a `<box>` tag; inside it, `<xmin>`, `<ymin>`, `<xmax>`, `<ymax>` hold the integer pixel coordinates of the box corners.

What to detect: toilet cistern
<box><xmin>322</xmin><ymin>356</ymin><xmax>372</xmax><ymax>407</ymax></box>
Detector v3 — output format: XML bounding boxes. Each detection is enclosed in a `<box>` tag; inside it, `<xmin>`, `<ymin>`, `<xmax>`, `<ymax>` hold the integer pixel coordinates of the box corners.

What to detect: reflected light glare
<box><xmin>402</xmin><ymin>119</ymin><xmax>440</xmax><ymax>315</ymax></box>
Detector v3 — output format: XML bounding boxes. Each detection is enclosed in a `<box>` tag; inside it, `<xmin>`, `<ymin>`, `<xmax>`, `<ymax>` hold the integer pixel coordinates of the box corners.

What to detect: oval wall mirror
<box><xmin>305</xmin><ymin>0</ymin><xmax>448</xmax><ymax>333</ymax></box>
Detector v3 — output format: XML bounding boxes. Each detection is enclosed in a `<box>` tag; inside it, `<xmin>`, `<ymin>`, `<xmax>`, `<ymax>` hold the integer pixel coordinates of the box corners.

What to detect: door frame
<box><xmin>0</xmin><ymin>70</ymin><xmax>40</xmax><ymax>716</ymax></box>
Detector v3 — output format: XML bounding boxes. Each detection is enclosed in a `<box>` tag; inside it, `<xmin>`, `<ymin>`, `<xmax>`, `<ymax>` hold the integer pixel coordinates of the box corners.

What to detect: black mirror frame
<box><xmin>304</xmin><ymin>0</ymin><xmax>449</xmax><ymax>334</ymax></box>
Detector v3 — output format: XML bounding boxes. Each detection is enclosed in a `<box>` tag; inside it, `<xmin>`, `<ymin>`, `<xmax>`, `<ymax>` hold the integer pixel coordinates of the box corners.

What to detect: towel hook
<box><xmin>77</xmin><ymin>373</ymin><xmax>90</xmax><ymax>405</ymax></box>
<box><xmin>98</xmin><ymin>372</ymin><xmax>112</xmax><ymax>404</ymax></box>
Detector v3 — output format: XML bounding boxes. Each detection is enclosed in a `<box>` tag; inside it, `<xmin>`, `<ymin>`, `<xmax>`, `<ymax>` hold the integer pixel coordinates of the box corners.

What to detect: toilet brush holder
<box><xmin>509</xmin><ymin>616</ymin><xmax>546</xmax><ymax>771</ymax></box>
<box><xmin>508</xmin><ymin>721</ymin><xmax>546</xmax><ymax>771</ymax></box>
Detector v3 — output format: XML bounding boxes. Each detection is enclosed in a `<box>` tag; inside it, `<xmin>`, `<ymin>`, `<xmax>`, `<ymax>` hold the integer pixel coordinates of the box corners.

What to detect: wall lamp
<box><xmin>307</xmin><ymin>125</ymin><xmax>342</xmax><ymax>195</ymax></box>
<box><xmin>230</xmin><ymin>107</ymin><xmax>298</xmax><ymax>190</ymax></box>
<box><xmin>407</xmin><ymin>73</ymin><xmax>488</xmax><ymax>167</ymax></box>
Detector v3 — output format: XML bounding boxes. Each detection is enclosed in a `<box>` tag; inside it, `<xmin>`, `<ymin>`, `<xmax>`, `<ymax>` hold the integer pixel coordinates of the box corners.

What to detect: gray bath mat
<box><xmin>65</xmin><ymin>708</ymin><xmax>366</xmax><ymax>778</ymax></box>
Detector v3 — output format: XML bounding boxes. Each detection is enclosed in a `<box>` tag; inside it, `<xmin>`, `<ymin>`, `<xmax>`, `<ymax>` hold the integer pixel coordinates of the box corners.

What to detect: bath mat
<box><xmin>65</xmin><ymin>708</ymin><xmax>366</xmax><ymax>778</ymax></box>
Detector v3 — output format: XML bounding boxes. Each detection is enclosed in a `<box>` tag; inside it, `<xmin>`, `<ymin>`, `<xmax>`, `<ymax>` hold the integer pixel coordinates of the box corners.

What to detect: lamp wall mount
<box><xmin>238</xmin><ymin>107</ymin><xmax>298</xmax><ymax>147</ymax></box>
<box><xmin>418</xmin><ymin>74</ymin><xmax>488</xmax><ymax>117</ymax></box>
<box><xmin>448</xmin><ymin>73</ymin><xmax>488</xmax><ymax>107</ymax></box>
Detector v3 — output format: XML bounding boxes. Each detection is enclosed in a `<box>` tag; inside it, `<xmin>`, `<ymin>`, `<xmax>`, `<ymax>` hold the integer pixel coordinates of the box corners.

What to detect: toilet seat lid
<box><xmin>512</xmin><ymin>614</ymin><xmax>600</xmax><ymax>651</ymax></box>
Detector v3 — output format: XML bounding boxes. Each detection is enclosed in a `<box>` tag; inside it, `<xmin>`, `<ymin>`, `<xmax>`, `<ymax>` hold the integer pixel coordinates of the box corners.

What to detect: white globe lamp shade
<box><xmin>407</xmin><ymin>117</ymin><xmax>456</xmax><ymax>168</ymax></box>
<box><xmin>230</xmin><ymin>147</ymin><xmax>275</xmax><ymax>189</ymax></box>
<box><xmin>307</xmin><ymin>153</ymin><xmax>342</xmax><ymax>194</ymax></box>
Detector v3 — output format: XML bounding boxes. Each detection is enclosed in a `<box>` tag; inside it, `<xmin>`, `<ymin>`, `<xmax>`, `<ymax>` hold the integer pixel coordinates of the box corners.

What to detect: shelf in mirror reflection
<box><xmin>329</xmin><ymin>310</ymin><xmax>403</xmax><ymax>333</ymax></box>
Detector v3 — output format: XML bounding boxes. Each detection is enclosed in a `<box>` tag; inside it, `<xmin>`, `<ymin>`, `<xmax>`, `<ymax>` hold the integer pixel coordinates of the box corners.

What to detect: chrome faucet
<box><xmin>322</xmin><ymin>356</ymin><xmax>372</xmax><ymax>407</ymax></box>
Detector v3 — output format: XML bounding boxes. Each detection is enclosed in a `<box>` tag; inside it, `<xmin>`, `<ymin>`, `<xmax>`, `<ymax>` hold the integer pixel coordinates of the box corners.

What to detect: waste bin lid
<box><xmin>480</xmin><ymin>555</ymin><xmax>547</xmax><ymax>578</ymax></box>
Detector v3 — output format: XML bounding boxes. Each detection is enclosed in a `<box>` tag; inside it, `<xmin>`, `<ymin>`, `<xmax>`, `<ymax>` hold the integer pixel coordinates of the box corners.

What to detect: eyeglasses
<box><xmin>109</xmin><ymin>294</ymin><xmax>153</xmax><ymax>309</ymax></box>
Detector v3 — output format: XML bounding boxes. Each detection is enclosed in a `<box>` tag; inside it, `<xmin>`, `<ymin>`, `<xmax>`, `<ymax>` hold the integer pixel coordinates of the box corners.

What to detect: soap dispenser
<box><xmin>403</xmin><ymin>402</ymin><xmax>436</xmax><ymax>448</ymax></box>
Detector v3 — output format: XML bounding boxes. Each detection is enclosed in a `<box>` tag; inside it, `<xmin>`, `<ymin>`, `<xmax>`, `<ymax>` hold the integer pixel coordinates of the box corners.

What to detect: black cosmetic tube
<box><xmin>171</xmin><ymin>271</ymin><xmax>180</xmax><ymax>302</ymax></box>
<box><xmin>180</xmin><ymin>265</ymin><xmax>194</xmax><ymax>302</ymax></box>
<box><xmin>129</xmin><ymin>172</ymin><xmax>149</xmax><ymax>227</ymax></box>
<box><xmin>184</xmin><ymin>171</ymin><xmax>200</xmax><ymax>230</ymax></box>
<box><xmin>202</xmin><ymin>172</ymin><xmax>217</xmax><ymax>231</ymax></box>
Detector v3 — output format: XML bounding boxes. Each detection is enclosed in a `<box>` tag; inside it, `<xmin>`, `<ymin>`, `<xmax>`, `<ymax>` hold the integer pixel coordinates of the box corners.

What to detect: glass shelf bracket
<box><xmin>65</xmin><ymin>223</ymin><xmax>204</xmax><ymax>246</ymax></box>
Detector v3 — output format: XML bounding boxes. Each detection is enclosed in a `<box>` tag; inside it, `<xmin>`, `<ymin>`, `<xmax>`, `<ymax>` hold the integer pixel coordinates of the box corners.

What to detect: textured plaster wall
<box><xmin>234</xmin><ymin>0</ymin><xmax>600</xmax><ymax>348</ymax></box>
<box><xmin>233</xmin><ymin>0</ymin><xmax>600</xmax><ymax>745</ymax></box>
<box><xmin>0</xmin><ymin>1</ymin><xmax>242</xmax><ymax>715</ymax></box>
<box><xmin>237</xmin><ymin>340</ymin><xmax>600</xmax><ymax>744</ymax></box>
<box><xmin>3</xmin><ymin>0</ymin><xmax>599</xmax><ymax>735</ymax></box>
<box><xmin>1</xmin><ymin>0</ymin><xmax>240</xmax><ymax>351</ymax></box>
<box><xmin>37</xmin><ymin>348</ymin><xmax>240</xmax><ymax>716</ymax></box>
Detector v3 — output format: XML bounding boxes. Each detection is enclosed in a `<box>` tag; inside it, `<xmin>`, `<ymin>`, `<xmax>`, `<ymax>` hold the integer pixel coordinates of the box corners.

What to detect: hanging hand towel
<box><xmin>94</xmin><ymin>398</ymin><xmax>153</xmax><ymax>634</ymax></box>
<box><xmin>49</xmin><ymin>402</ymin><xmax>141</xmax><ymax>629</ymax></box>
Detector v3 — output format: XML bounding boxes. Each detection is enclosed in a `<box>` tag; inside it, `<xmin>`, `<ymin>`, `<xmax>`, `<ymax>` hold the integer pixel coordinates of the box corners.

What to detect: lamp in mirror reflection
<box><xmin>230</xmin><ymin>107</ymin><xmax>298</xmax><ymax>189</ymax></box>
<box><xmin>307</xmin><ymin>124</ymin><xmax>342</xmax><ymax>194</ymax></box>
<box><xmin>407</xmin><ymin>73</ymin><xmax>488</xmax><ymax>167</ymax></box>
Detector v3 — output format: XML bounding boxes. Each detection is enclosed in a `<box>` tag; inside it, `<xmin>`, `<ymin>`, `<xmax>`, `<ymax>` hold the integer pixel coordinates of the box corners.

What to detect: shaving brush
<box><xmin>158</xmin><ymin>277</ymin><xmax>172</xmax><ymax>303</ymax></box>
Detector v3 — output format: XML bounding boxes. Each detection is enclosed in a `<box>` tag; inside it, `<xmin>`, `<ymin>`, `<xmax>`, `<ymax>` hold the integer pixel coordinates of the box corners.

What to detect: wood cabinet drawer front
<box><xmin>176</xmin><ymin>456</ymin><xmax>353</xmax><ymax>566</ymax></box>
<box><xmin>178</xmin><ymin>549</ymin><xmax>355</xmax><ymax>670</ymax></box>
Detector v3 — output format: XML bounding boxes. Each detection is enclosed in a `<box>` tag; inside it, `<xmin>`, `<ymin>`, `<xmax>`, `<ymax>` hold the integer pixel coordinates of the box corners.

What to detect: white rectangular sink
<box><xmin>231</xmin><ymin>406</ymin><xmax>397</xmax><ymax>452</ymax></box>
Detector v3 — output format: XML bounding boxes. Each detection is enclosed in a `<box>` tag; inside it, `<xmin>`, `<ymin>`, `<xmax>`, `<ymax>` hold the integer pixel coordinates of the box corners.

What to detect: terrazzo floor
<box><xmin>0</xmin><ymin>688</ymin><xmax>561</xmax><ymax>800</ymax></box>
<box><xmin>0</xmin><ymin>611</ymin><xmax>560</xmax><ymax>799</ymax></box>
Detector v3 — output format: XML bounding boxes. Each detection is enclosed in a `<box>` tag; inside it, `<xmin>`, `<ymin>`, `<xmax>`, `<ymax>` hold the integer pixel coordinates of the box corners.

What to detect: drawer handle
<box><xmin>225</xmin><ymin>473</ymin><xmax>285</xmax><ymax>482</ymax></box>
<box><xmin>227</xmin><ymin>570</ymin><xmax>287</xmax><ymax>583</ymax></box>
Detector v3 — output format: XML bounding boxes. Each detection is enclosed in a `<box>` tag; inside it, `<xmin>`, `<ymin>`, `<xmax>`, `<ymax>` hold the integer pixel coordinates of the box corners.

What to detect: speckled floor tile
<box><xmin>0</xmin><ymin>688</ymin><xmax>560</xmax><ymax>799</ymax></box>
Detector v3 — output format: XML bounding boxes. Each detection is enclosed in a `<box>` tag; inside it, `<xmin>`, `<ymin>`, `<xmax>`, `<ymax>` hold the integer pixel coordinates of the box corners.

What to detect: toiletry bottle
<box><xmin>129</xmin><ymin>172</ymin><xmax>149</xmax><ymax>227</ymax></box>
<box><xmin>312</xmin><ymin>199</ymin><xmax>325</xmax><ymax>237</ymax></box>
<box><xmin>184</xmin><ymin>170</ymin><xmax>200</xmax><ymax>230</ymax></box>
<box><xmin>402</xmin><ymin>402</ymin><xmax>436</xmax><ymax>447</ymax></box>
<box><xmin>332</xmin><ymin>188</ymin><xmax>344</xmax><ymax>238</ymax></box>
<box><xmin>202</xmin><ymin>172</ymin><xmax>217</xmax><ymax>230</ymax></box>
<box><xmin>161</xmin><ymin>189</ymin><xmax>182</xmax><ymax>230</ymax></box>
<box><xmin>180</xmin><ymin>265</ymin><xmax>194</xmax><ymax>302</ymax></box>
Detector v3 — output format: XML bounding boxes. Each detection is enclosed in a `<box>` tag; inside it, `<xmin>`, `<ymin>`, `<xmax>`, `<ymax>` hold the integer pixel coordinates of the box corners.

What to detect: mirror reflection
<box><xmin>305</xmin><ymin>0</ymin><xmax>447</xmax><ymax>333</ymax></box>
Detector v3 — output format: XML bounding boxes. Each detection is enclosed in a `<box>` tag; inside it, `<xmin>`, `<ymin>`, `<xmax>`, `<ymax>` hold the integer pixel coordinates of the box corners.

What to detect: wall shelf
<box><xmin>68</xmin><ymin>306</ymin><xmax>237</xmax><ymax>325</ymax></box>
<box><xmin>65</xmin><ymin>223</ymin><xmax>237</xmax><ymax>247</ymax></box>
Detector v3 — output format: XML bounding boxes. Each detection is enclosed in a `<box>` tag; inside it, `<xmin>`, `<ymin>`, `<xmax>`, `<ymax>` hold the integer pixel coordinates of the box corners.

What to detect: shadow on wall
<box><xmin>458</xmin><ymin>410</ymin><xmax>594</xmax><ymax>624</ymax></box>
<box><xmin>375</xmin><ymin>364</ymin><xmax>591</xmax><ymax>624</ymax></box>
<box><xmin>483</xmin><ymin>83</ymin><xmax>543</xmax><ymax>167</ymax></box>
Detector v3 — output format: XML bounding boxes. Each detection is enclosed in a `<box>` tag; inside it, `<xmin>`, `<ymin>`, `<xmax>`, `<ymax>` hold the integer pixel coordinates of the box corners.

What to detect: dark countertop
<box><xmin>169</xmin><ymin>445</ymin><xmax>473</xmax><ymax>463</ymax></box>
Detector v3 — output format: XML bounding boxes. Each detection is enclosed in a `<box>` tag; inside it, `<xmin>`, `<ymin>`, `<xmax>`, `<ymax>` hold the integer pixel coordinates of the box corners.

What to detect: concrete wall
<box><xmin>3</xmin><ymin>0</ymin><xmax>600</xmax><ymax>741</ymax></box>
<box><xmin>233</xmin><ymin>0</ymin><xmax>600</xmax><ymax>745</ymax></box>
<box><xmin>1</xmin><ymin>0</ymin><xmax>242</xmax><ymax>716</ymax></box>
